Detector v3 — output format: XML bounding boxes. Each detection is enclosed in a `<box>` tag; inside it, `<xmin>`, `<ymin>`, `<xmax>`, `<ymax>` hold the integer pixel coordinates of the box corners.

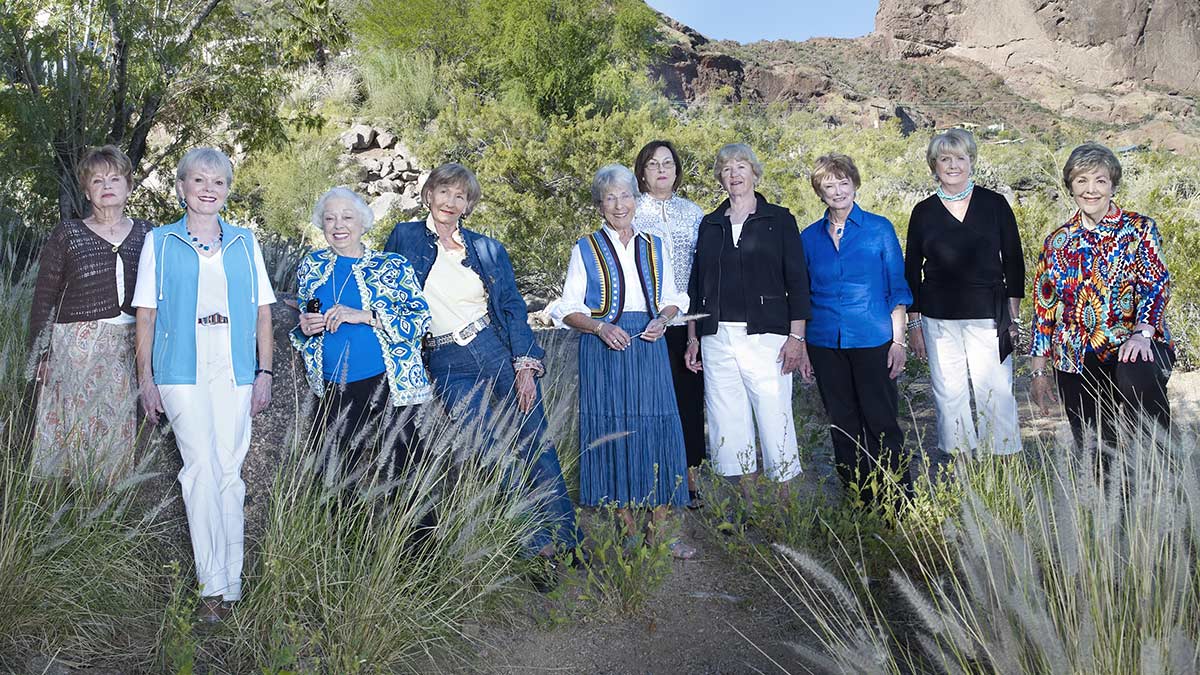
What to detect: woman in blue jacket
<box><xmin>797</xmin><ymin>154</ymin><xmax>913</xmax><ymax>505</ymax></box>
<box><xmin>384</xmin><ymin>163</ymin><xmax>580</xmax><ymax>571</ymax></box>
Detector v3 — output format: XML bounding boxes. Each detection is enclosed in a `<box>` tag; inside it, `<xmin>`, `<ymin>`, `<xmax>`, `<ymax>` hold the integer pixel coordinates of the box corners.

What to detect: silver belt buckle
<box><xmin>452</xmin><ymin>322</ymin><xmax>475</xmax><ymax>346</ymax></box>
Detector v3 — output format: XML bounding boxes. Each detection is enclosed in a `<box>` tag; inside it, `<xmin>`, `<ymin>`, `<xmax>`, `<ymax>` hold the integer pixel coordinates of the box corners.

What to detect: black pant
<box><xmin>1055</xmin><ymin>342</ymin><xmax>1173</xmax><ymax>449</ymax></box>
<box><xmin>665</xmin><ymin>325</ymin><xmax>706</xmax><ymax>469</ymax></box>
<box><xmin>808</xmin><ymin>342</ymin><xmax>911</xmax><ymax>502</ymax></box>
<box><xmin>318</xmin><ymin>372</ymin><xmax>420</xmax><ymax>483</ymax></box>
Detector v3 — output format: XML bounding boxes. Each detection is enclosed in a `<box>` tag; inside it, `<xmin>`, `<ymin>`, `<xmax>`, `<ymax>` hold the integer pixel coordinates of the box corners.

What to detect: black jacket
<box><xmin>688</xmin><ymin>193</ymin><xmax>811</xmax><ymax>337</ymax></box>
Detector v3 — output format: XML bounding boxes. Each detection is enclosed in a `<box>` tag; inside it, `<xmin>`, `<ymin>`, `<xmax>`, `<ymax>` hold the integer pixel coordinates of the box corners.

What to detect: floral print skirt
<box><xmin>33</xmin><ymin>320</ymin><xmax>138</xmax><ymax>482</ymax></box>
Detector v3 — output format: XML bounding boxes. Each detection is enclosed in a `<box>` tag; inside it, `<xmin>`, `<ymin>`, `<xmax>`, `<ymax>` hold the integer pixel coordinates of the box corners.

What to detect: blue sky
<box><xmin>644</xmin><ymin>0</ymin><xmax>879</xmax><ymax>43</ymax></box>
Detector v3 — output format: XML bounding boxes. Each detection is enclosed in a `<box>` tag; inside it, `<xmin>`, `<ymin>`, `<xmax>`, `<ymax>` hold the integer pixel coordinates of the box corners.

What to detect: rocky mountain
<box><xmin>650</xmin><ymin>5</ymin><xmax>1200</xmax><ymax>153</ymax></box>
<box><xmin>875</xmin><ymin>0</ymin><xmax>1200</xmax><ymax>95</ymax></box>
<box><xmin>870</xmin><ymin>0</ymin><xmax>1200</xmax><ymax>138</ymax></box>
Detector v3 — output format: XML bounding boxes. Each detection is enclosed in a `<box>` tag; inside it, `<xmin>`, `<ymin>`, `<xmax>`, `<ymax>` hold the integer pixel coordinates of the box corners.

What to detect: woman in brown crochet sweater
<box><xmin>28</xmin><ymin>145</ymin><xmax>153</xmax><ymax>481</ymax></box>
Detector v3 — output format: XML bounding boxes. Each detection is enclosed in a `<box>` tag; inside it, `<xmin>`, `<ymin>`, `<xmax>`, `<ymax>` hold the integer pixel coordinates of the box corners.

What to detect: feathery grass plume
<box><xmin>758</xmin><ymin>405</ymin><xmax>1200</xmax><ymax>674</ymax></box>
<box><xmin>213</xmin><ymin>365</ymin><xmax>553</xmax><ymax>672</ymax></box>
<box><xmin>0</xmin><ymin>233</ymin><xmax>172</xmax><ymax>671</ymax></box>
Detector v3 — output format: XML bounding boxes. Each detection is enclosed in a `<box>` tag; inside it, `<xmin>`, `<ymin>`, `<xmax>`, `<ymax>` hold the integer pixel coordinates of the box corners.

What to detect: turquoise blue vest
<box><xmin>151</xmin><ymin>215</ymin><xmax>261</xmax><ymax>386</ymax></box>
<box><xmin>578</xmin><ymin>229</ymin><xmax>664</xmax><ymax>322</ymax></box>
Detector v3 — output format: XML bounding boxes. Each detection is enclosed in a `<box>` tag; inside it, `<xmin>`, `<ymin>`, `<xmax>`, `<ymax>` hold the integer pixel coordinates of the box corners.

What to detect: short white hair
<box><xmin>175</xmin><ymin>147</ymin><xmax>234</xmax><ymax>186</ymax></box>
<box><xmin>590</xmin><ymin>164</ymin><xmax>639</xmax><ymax>206</ymax></box>
<box><xmin>311</xmin><ymin>187</ymin><xmax>376</xmax><ymax>232</ymax></box>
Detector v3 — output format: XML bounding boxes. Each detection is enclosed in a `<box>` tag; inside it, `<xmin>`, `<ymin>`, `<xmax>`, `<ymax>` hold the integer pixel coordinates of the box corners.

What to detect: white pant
<box><xmin>160</xmin><ymin>325</ymin><xmax>253</xmax><ymax>601</ymax></box>
<box><xmin>923</xmin><ymin>317</ymin><xmax>1022</xmax><ymax>455</ymax></box>
<box><xmin>702</xmin><ymin>324</ymin><xmax>801</xmax><ymax>481</ymax></box>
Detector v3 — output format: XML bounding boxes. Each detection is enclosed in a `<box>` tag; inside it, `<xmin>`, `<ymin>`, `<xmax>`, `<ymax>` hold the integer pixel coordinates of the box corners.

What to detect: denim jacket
<box><xmin>384</xmin><ymin>220</ymin><xmax>545</xmax><ymax>368</ymax></box>
<box><xmin>290</xmin><ymin>247</ymin><xmax>432</xmax><ymax>406</ymax></box>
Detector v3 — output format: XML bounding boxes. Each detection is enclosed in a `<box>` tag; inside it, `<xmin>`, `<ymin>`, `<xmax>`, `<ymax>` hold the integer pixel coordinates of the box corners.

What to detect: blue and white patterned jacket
<box><xmin>290</xmin><ymin>247</ymin><xmax>432</xmax><ymax>406</ymax></box>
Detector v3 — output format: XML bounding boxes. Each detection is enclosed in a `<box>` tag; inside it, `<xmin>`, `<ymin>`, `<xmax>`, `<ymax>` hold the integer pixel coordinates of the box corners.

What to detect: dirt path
<box><xmin>477</xmin><ymin>512</ymin><xmax>800</xmax><ymax>675</ymax></box>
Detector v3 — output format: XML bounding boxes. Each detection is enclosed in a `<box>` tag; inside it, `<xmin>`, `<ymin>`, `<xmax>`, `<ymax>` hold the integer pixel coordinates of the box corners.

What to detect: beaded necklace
<box><xmin>937</xmin><ymin>179</ymin><xmax>975</xmax><ymax>202</ymax></box>
<box><xmin>188</xmin><ymin>227</ymin><xmax>222</xmax><ymax>252</ymax></box>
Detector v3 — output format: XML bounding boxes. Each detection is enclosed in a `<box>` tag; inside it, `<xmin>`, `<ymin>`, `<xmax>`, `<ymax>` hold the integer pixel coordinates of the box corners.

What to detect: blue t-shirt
<box><xmin>314</xmin><ymin>255</ymin><xmax>386</xmax><ymax>383</ymax></box>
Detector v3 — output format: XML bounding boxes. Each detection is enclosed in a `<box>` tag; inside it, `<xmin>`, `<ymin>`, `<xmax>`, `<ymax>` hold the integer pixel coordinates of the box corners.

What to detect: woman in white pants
<box><xmin>904</xmin><ymin>129</ymin><xmax>1025</xmax><ymax>457</ymax></box>
<box><xmin>134</xmin><ymin>148</ymin><xmax>276</xmax><ymax>623</ymax></box>
<box><xmin>685</xmin><ymin>144</ymin><xmax>810</xmax><ymax>486</ymax></box>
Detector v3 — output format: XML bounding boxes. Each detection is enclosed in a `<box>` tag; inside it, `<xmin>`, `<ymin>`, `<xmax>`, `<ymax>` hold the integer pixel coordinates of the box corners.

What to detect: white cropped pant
<box><xmin>159</xmin><ymin>324</ymin><xmax>253</xmax><ymax>601</ymax></box>
<box><xmin>702</xmin><ymin>323</ymin><xmax>801</xmax><ymax>481</ymax></box>
<box><xmin>923</xmin><ymin>317</ymin><xmax>1022</xmax><ymax>456</ymax></box>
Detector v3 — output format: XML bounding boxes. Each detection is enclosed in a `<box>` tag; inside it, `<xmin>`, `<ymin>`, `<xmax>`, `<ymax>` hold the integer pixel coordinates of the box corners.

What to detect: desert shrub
<box><xmin>356</xmin><ymin>48</ymin><xmax>452</xmax><ymax>131</ymax></box>
<box><xmin>236</xmin><ymin>128</ymin><xmax>346</xmax><ymax>240</ymax></box>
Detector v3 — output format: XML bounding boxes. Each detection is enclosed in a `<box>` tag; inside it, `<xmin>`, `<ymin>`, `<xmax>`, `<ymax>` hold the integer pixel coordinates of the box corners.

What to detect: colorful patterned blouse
<box><xmin>1030</xmin><ymin>203</ymin><xmax>1172</xmax><ymax>374</ymax></box>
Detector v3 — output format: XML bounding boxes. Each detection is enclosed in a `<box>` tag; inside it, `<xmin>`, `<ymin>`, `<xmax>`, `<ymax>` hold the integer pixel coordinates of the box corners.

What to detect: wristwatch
<box><xmin>1139</xmin><ymin>328</ymin><xmax>1154</xmax><ymax>339</ymax></box>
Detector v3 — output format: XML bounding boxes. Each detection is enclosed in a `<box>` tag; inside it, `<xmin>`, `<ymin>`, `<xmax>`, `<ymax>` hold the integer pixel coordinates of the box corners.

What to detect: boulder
<box><xmin>339</xmin><ymin>124</ymin><xmax>377</xmax><ymax>151</ymax></box>
<box><xmin>370</xmin><ymin>192</ymin><xmax>420</xmax><ymax>223</ymax></box>
<box><xmin>376</xmin><ymin>130</ymin><xmax>397</xmax><ymax>149</ymax></box>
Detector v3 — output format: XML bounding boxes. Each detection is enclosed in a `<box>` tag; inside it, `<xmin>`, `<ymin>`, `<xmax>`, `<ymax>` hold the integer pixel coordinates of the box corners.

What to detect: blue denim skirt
<box><xmin>577</xmin><ymin>311</ymin><xmax>688</xmax><ymax>507</ymax></box>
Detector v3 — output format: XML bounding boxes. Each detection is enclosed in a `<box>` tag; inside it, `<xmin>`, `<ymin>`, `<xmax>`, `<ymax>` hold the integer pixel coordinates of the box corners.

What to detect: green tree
<box><xmin>0</xmin><ymin>0</ymin><xmax>288</xmax><ymax>223</ymax></box>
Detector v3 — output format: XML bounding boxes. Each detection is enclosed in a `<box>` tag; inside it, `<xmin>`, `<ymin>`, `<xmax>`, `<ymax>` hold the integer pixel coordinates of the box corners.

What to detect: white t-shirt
<box><xmin>132</xmin><ymin>231</ymin><xmax>277</xmax><ymax>311</ymax></box>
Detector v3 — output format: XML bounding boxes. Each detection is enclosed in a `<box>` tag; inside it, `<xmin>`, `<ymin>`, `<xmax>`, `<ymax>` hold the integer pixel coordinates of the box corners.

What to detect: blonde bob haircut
<box><xmin>809</xmin><ymin>153</ymin><xmax>861</xmax><ymax>196</ymax></box>
<box><xmin>712</xmin><ymin>143</ymin><xmax>763</xmax><ymax>185</ymax></box>
<box><xmin>76</xmin><ymin>145</ymin><xmax>134</xmax><ymax>188</ymax></box>
<box><xmin>1062</xmin><ymin>142</ymin><xmax>1122</xmax><ymax>192</ymax></box>
<box><xmin>176</xmin><ymin>147</ymin><xmax>234</xmax><ymax>186</ymax></box>
<box><xmin>925</xmin><ymin>128</ymin><xmax>978</xmax><ymax>175</ymax></box>
<box><xmin>421</xmin><ymin>162</ymin><xmax>483</xmax><ymax>217</ymax></box>
<box><xmin>311</xmin><ymin>187</ymin><xmax>376</xmax><ymax>232</ymax></box>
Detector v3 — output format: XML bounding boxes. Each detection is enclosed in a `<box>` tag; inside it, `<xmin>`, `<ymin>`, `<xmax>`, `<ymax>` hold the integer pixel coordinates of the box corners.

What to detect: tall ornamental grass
<box><xmin>769</xmin><ymin>424</ymin><xmax>1200</xmax><ymax>674</ymax></box>
<box><xmin>211</xmin><ymin>382</ymin><xmax>557</xmax><ymax>673</ymax></box>
<box><xmin>0</xmin><ymin>239</ymin><xmax>173</xmax><ymax>671</ymax></box>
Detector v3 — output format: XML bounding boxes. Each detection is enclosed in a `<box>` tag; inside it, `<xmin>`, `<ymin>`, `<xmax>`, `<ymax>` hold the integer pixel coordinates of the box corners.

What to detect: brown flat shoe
<box><xmin>196</xmin><ymin>596</ymin><xmax>229</xmax><ymax>624</ymax></box>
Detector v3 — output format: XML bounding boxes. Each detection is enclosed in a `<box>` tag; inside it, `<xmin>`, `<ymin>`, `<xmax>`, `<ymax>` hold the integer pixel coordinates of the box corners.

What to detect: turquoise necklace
<box><xmin>188</xmin><ymin>227</ymin><xmax>222</xmax><ymax>252</ymax></box>
<box><xmin>937</xmin><ymin>179</ymin><xmax>974</xmax><ymax>202</ymax></box>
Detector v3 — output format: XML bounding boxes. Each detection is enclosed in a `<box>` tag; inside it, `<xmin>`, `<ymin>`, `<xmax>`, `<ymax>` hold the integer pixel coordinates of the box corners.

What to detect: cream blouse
<box><xmin>424</xmin><ymin>216</ymin><xmax>489</xmax><ymax>336</ymax></box>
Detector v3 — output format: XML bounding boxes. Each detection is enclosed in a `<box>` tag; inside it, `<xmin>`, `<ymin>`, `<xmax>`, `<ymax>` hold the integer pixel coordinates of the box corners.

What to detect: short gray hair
<box><xmin>925</xmin><ymin>129</ymin><xmax>978</xmax><ymax>175</ymax></box>
<box><xmin>712</xmin><ymin>143</ymin><xmax>763</xmax><ymax>185</ymax></box>
<box><xmin>1062</xmin><ymin>142</ymin><xmax>1122</xmax><ymax>192</ymax></box>
<box><xmin>590</xmin><ymin>164</ymin><xmax>639</xmax><ymax>206</ymax></box>
<box><xmin>311</xmin><ymin>187</ymin><xmax>376</xmax><ymax>232</ymax></box>
<box><xmin>176</xmin><ymin>147</ymin><xmax>234</xmax><ymax>186</ymax></box>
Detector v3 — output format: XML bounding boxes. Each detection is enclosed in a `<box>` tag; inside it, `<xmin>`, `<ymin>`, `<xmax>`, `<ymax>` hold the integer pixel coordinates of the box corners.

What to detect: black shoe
<box><xmin>687</xmin><ymin>490</ymin><xmax>703</xmax><ymax>510</ymax></box>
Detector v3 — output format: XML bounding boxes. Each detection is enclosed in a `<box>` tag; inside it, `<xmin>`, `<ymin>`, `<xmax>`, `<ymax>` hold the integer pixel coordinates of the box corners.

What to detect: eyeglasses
<box><xmin>645</xmin><ymin>159</ymin><xmax>675</xmax><ymax>171</ymax></box>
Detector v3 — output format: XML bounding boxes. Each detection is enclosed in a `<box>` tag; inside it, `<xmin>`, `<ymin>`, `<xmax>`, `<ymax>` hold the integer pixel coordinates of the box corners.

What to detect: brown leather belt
<box><xmin>198</xmin><ymin>313</ymin><xmax>230</xmax><ymax>326</ymax></box>
<box><xmin>426</xmin><ymin>315</ymin><xmax>491</xmax><ymax>349</ymax></box>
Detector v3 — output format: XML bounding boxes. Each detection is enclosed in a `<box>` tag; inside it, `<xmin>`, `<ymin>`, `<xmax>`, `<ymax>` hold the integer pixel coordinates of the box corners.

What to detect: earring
<box><xmin>177</xmin><ymin>197</ymin><xmax>187</xmax><ymax>209</ymax></box>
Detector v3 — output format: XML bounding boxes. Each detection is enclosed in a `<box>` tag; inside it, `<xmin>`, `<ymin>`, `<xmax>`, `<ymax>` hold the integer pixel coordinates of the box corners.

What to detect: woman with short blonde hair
<box><xmin>904</xmin><ymin>129</ymin><xmax>1025</xmax><ymax>458</ymax></box>
<box><xmin>133</xmin><ymin>147</ymin><xmax>276</xmax><ymax>622</ymax></box>
<box><xmin>685</xmin><ymin>143</ymin><xmax>810</xmax><ymax>486</ymax></box>
<box><xmin>798</xmin><ymin>154</ymin><xmax>912</xmax><ymax>503</ymax></box>
<box><xmin>385</xmin><ymin>162</ymin><xmax>580</xmax><ymax>578</ymax></box>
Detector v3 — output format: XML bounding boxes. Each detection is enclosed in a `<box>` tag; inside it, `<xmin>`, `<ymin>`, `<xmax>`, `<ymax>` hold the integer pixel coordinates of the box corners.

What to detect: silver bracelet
<box><xmin>788</xmin><ymin>333</ymin><xmax>806</xmax><ymax>343</ymax></box>
<box><xmin>906</xmin><ymin>319</ymin><xmax>922</xmax><ymax>330</ymax></box>
<box><xmin>1031</xmin><ymin>368</ymin><xmax>1049</xmax><ymax>378</ymax></box>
